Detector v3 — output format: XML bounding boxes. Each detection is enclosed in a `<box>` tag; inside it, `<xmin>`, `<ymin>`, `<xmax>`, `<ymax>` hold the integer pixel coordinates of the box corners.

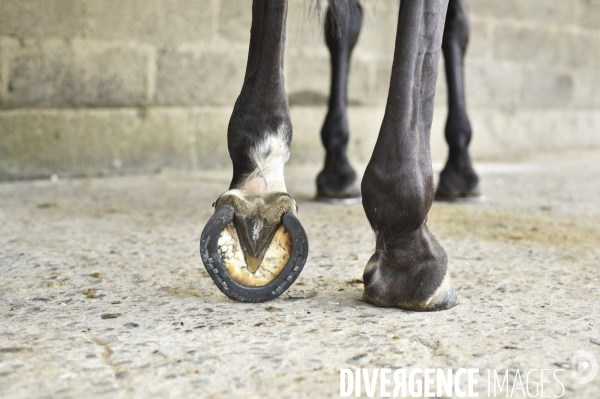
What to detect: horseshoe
<box><xmin>200</xmin><ymin>205</ymin><xmax>309</xmax><ymax>302</ymax></box>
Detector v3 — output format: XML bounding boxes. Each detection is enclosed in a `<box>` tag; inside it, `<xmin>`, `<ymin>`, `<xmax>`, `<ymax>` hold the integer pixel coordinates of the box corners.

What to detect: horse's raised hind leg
<box><xmin>435</xmin><ymin>0</ymin><xmax>482</xmax><ymax>201</ymax></box>
<box><xmin>361</xmin><ymin>0</ymin><xmax>457</xmax><ymax>311</ymax></box>
<box><xmin>316</xmin><ymin>0</ymin><xmax>363</xmax><ymax>203</ymax></box>
<box><xmin>200</xmin><ymin>0</ymin><xmax>308</xmax><ymax>303</ymax></box>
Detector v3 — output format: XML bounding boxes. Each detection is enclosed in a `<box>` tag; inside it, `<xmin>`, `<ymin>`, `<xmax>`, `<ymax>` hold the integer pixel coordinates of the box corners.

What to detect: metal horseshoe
<box><xmin>200</xmin><ymin>205</ymin><xmax>309</xmax><ymax>302</ymax></box>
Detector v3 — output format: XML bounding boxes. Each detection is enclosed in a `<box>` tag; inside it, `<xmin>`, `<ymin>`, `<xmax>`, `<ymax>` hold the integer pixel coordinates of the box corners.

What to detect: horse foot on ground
<box><xmin>363</xmin><ymin>254</ymin><xmax>458</xmax><ymax>311</ymax></box>
<box><xmin>315</xmin><ymin>168</ymin><xmax>361</xmax><ymax>204</ymax></box>
<box><xmin>362</xmin><ymin>227</ymin><xmax>458</xmax><ymax>311</ymax></box>
<box><xmin>435</xmin><ymin>165</ymin><xmax>484</xmax><ymax>202</ymax></box>
<box><xmin>434</xmin><ymin>182</ymin><xmax>485</xmax><ymax>203</ymax></box>
<box><xmin>200</xmin><ymin>190</ymin><xmax>308</xmax><ymax>302</ymax></box>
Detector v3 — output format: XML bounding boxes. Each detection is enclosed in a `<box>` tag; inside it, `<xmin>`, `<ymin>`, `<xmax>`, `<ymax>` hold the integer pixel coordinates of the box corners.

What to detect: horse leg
<box><xmin>200</xmin><ymin>0</ymin><xmax>308</xmax><ymax>302</ymax></box>
<box><xmin>361</xmin><ymin>0</ymin><xmax>457</xmax><ymax>311</ymax></box>
<box><xmin>435</xmin><ymin>0</ymin><xmax>482</xmax><ymax>201</ymax></box>
<box><xmin>316</xmin><ymin>0</ymin><xmax>363</xmax><ymax>202</ymax></box>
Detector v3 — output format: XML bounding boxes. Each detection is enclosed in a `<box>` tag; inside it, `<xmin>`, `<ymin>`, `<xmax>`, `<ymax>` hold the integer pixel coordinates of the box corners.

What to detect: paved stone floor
<box><xmin>1</xmin><ymin>150</ymin><xmax>600</xmax><ymax>398</ymax></box>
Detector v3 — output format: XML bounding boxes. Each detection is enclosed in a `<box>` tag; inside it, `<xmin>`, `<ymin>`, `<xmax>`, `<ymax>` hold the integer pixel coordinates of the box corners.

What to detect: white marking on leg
<box><xmin>243</xmin><ymin>126</ymin><xmax>290</xmax><ymax>194</ymax></box>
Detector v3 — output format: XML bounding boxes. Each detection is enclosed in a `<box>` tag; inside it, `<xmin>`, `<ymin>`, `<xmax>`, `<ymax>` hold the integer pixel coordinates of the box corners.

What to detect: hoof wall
<box><xmin>434</xmin><ymin>183</ymin><xmax>485</xmax><ymax>203</ymax></box>
<box><xmin>316</xmin><ymin>180</ymin><xmax>361</xmax><ymax>205</ymax></box>
<box><xmin>363</xmin><ymin>256</ymin><xmax>458</xmax><ymax>312</ymax></box>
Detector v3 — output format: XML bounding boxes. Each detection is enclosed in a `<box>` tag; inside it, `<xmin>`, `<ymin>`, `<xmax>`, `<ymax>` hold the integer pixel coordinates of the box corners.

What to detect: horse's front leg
<box><xmin>361</xmin><ymin>0</ymin><xmax>457</xmax><ymax>311</ymax></box>
<box><xmin>200</xmin><ymin>0</ymin><xmax>308</xmax><ymax>303</ymax></box>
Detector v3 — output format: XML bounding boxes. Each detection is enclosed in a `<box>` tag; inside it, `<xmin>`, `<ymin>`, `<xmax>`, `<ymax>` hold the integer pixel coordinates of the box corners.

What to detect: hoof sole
<box><xmin>200</xmin><ymin>204</ymin><xmax>309</xmax><ymax>302</ymax></box>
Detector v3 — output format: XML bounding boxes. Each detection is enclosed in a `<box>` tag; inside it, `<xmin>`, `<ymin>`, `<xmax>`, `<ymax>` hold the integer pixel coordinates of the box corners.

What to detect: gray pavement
<box><xmin>1</xmin><ymin>150</ymin><xmax>600</xmax><ymax>398</ymax></box>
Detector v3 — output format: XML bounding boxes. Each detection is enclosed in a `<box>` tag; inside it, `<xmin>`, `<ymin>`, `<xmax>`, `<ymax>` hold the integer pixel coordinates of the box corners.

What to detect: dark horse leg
<box><xmin>200</xmin><ymin>0</ymin><xmax>309</xmax><ymax>302</ymax></box>
<box><xmin>435</xmin><ymin>0</ymin><xmax>481</xmax><ymax>201</ymax></box>
<box><xmin>361</xmin><ymin>0</ymin><xmax>457</xmax><ymax>310</ymax></box>
<box><xmin>315</xmin><ymin>1</ymin><xmax>363</xmax><ymax>202</ymax></box>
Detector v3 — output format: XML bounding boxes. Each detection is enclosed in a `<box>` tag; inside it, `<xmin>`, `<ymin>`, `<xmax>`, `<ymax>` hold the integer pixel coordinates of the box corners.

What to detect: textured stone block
<box><xmin>355</xmin><ymin>1</ymin><xmax>399</xmax><ymax>57</ymax></box>
<box><xmin>517</xmin><ymin>0</ymin><xmax>575</xmax><ymax>24</ymax></box>
<box><xmin>468</xmin><ymin>0</ymin><xmax>518</xmax><ymax>19</ymax></box>
<box><xmin>156</xmin><ymin>49</ymin><xmax>246</xmax><ymax>106</ymax></box>
<box><xmin>431</xmin><ymin>105</ymin><xmax>450</xmax><ymax>161</ymax></box>
<box><xmin>434</xmin><ymin>63</ymin><xmax>448</xmax><ymax>107</ymax></box>
<box><xmin>466</xmin><ymin>63</ymin><xmax>521</xmax><ymax>108</ymax></box>
<box><xmin>0</xmin><ymin>107</ymin><xmax>232</xmax><ymax>179</ymax></box>
<box><xmin>572</xmin><ymin>71</ymin><xmax>600</xmax><ymax>108</ymax></box>
<box><xmin>347</xmin><ymin>57</ymin><xmax>372</xmax><ymax>106</ymax></box>
<box><xmin>0</xmin><ymin>38</ymin><xmax>20</xmax><ymax>105</ymax></box>
<box><xmin>82</xmin><ymin>0</ymin><xmax>214</xmax><ymax>45</ymax></box>
<box><xmin>286</xmin><ymin>3</ymin><xmax>329</xmax><ymax>56</ymax></box>
<box><xmin>493</xmin><ymin>25</ymin><xmax>559</xmax><ymax>65</ymax></box>
<box><xmin>558</xmin><ymin>32</ymin><xmax>600</xmax><ymax>69</ymax></box>
<box><xmin>218</xmin><ymin>1</ymin><xmax>252</xmax><ymax>44</ymax></box>
<box><xmin>521</xmin><ymin>69</ymin><xmax>573</xmax><ymax>107</ymax></box>
<box><xmin>288</xmin><ymin>107</ymin><xmax>326</xmax><ymax>165</ymax></box>
<box><xmin>492</xmin><ymin>109</ymin><xmax>600</xmax><ymax>153</ymax></box>
<box><xmin>0</xmin><ymin>0</ymin><xmax>84</xmax><ymax>39</ymax></box>
<box><xmin>289</xmin><ymin>105</ymin><xmax>384</xmax><ymax>166</ymax></box>
<box><xmin>373</xmin><ymin>62</ymin><xmax>393</xmax><ymax>106</ymax></box>
<box><xmin>8</xmin><ymin>43</ymin><xmax>148</xmax><ymax>106</ymax></box>
<box><xmin>468</xmin><ymin>20</ymin><xmax>492</xmax><ymax>61</ymax></box>
<box><xmin>0</xmin><ymin>0</ymin><xmax>599</xmax><ymax>180</ymax></box>
<box><xmin>286</xmin><ymin>54</ymin><xmax>330</xmax><ymax>106</ymax></box>
<box><xmin>345</xmin><ymin>106</ymin><xmax>387</xmax><ymax>164</ymax></box>
<box><xmin>286</xmin><ymin>53</ymin><xmax>371</xmax><ymax>107</ymax></box>
<box><xmin>580</xmin><ymin>0</ymin><xmax>600</xmax><ymax>30</ymax></box>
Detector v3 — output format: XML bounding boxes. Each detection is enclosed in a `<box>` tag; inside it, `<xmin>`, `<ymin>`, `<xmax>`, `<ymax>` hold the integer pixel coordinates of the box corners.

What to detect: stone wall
<box><xmin>1</xmin><ymin>0</ymin><xmax>599</xmax><ymax>179</ymax></box>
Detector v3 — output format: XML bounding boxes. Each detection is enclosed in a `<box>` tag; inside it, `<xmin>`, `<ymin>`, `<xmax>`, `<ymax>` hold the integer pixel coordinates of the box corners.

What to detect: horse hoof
<box><xmin>434</xmin><ymin>183</ymin><xmax>485</xmax><ymax>203</ymax></box>
<box><xmin>362</xmin><ymin>254</ymin><xmax>458</xmax><ymax>311</ymax></box>
<box><xmin>316</xmin><ymin>182</ymin><xmax>361</xmax><ymax>205</ymax></box>
<box><xmin>199</xmin><ymin>190</ymin><xmax>309</xmax><ymax>302</ymax></box>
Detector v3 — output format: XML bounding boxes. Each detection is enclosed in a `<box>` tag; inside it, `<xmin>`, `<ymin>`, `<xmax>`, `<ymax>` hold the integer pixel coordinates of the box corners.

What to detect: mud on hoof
<box><xmin>362</xmin><ymin>228</ymin><xmax>458</xmax><ymax>311</ymax></box>
<box><xmin>200</xmin><ymin>190</ymin><xmax>309</xmax><ymax>302</ymax></box>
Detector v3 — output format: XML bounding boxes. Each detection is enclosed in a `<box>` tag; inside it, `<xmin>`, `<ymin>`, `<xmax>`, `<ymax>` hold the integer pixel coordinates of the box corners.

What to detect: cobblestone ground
<box><xmin>1</xmin><ymin>151</ymin><xmax>599</xmax><ymax>398</ymax></box>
